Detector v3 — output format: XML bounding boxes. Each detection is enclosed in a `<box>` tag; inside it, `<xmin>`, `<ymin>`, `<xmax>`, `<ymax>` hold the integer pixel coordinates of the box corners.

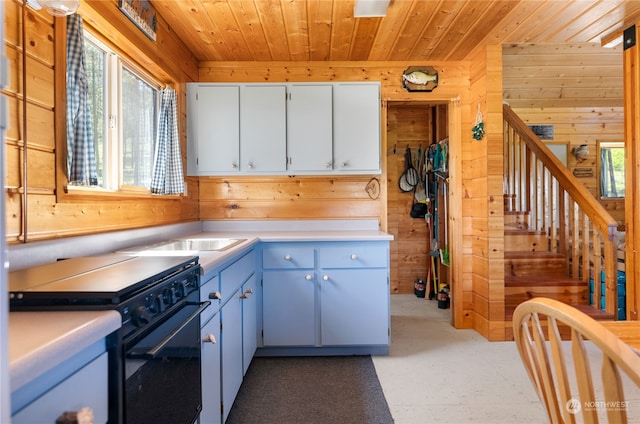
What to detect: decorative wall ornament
<box><xmin>572</xmin><ymin>144</ymin><xmax>590</xmax><ymax>162</ymax></box>
<box><xmin>402</xmin><ymin>66</ymin><xmax>438</xmax><ymax>92</ymax></box>
<box><xmin>527</xmin><ymin>124</ymin><xmax>554</xmax><ymax>140</ymax></box>
<box><xmin>472</xmin><ymin>104</ymin><xmax>485</xmax><ymax>141</ymax></box>
<box><xmin>119</xmin><ymin>0</ymin><xmax>157</xmax><ymax>41</ymax></box>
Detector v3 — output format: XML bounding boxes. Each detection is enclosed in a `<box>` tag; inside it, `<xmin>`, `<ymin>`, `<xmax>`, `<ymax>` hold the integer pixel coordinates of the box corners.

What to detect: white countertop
<box><xmin>118</xmin><ymin>228</ymin><xmax>393</xmax><ymax>273</ymax></box>
<box><xmin>8</xmin><ymin>221</ymin><xmax>393</xmax><ymax>394</ymax></box>
<box><xmin>9</xmin><ymin>311</ymin><xmax>121</xmax><ymax>391</ymax></box>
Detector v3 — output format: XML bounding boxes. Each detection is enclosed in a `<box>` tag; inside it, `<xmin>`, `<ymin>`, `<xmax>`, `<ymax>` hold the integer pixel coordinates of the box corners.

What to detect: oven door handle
<box><xmin>131</xmin><ymin>300</ymin><xmax>210</xmax><ymax>359</ymax></box>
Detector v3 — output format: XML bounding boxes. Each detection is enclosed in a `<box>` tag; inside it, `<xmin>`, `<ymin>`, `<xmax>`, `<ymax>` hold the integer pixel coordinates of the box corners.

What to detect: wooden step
<box><xmin>505</xmin><ymin>230</ymin><xmax>548</xmax><ymax>251</ymax></box>
<box><xmin>505</xmin><ymin>251</ymin><xmax>567</xmax><ymax>277</ymax></box>
<box><xmin>504</xmin><ymin>275</ymin><xmax>615</xmax><ymax>322</ymax></box>
<box><xmin>505</xmin><ymin>300</ymin><xmax>616</xmax><ymax>341</ymax></box>
<box><xmin>504</xmin><ymin>210</ymin><xmax>530</xmax><ymax>230</ymax></box>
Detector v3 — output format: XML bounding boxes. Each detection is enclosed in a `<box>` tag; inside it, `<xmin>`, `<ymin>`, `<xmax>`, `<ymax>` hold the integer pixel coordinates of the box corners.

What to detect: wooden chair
<box><xmin>512</xmin><ymin>297</ymin><xmax>640</xmax><ymax>423</ymax></box>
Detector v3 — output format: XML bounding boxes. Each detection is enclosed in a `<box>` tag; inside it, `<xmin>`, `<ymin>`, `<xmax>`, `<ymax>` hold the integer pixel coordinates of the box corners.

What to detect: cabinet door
<box><xmin>287</xmin><ymin>84</ymin><xmax>333</xmax><ymax>172</ymax></box>
<box><xmin>240</xmin><ymin>85</ymin><xmax>287</xmax><ymax>172</ymax></box>
<box><xmin>319</xmin><ymin>269</ymin><xmax>389</xmax><ymax>346</ymax></box>
<box><xmin>262</xmin><ymin>270</ymin><xmax>316</xmax><ymax>346</ymax></box>
<box><xmin>12</xmin><ymin>352</ymin><xmax>109</xmax><ymax>424</ymax></box>
<box><xmin>221</xmin><ymin>291</ymin><xmax>243</xmax><ymax>422</ymax></box>
<box><xmin>200</xmin><ymin>313</ymin><xmax>221</xmax><ymax>424</ymax></box>
<box><xmin>187</xmin><ymin>84</ymin><xmax>240</xmax><ymax>175</ymax></box>
<box><xmin>241</xmin><ymin>274</ymin><xmax>258</xmax><ymax>375</ymax></box>
<box><xmin>333</xmin><ymin>83</ymin><xmax>381</xmax><ymax>173</ymax></box>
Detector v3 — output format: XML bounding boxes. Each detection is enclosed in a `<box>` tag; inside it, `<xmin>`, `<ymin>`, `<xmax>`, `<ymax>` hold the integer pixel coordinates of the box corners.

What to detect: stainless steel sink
<box><xmin>149</xmin><ymin>238</ymin><xmax>246</xmax><ymax>252</ymax></box>
<box><xmin>118</xmin><ymin>238</ymin><xmax>247</xmax><ymax>255</ymax></box>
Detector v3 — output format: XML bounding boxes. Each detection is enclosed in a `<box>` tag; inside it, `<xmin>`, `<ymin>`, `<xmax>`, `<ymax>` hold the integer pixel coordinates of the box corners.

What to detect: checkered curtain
<box><xmin>150</xmin><ymin>87</ymin><xmax>184</xmax><ymax>194</ymax></box>
<box><xmin>66</xmin><ymin>14</ymin><xmax>98</xmax><ymax>186</ymax></box>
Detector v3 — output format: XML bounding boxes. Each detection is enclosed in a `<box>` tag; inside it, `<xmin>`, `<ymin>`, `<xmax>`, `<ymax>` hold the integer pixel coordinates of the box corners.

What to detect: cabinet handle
<box><xmin>248</xmin><ymin>162</ymin><xmax>255</xmax><ymax>169</ymax></box>
<box><xmin>245</xmin><ymin>288</ymin><xmax>254</xmax><ymax>294</ymax></box>
<box><xmin>56</xmin><ymin>407</ymin><xmax>94</xmax><ymax>424</ymax></box>
<box><xmin>284</xmin><ymin>255</ymin><xmax>292</xmax><ymax>261</ymax></box>
<box><xmin>340</xmin><ymin>161</ymin><xmax>348</xmax><ymax>168</ymax></box>
<box><xmin>203</xmin><ymin>333</ymin><xmax>217</xmax><ymax>344</ymax></box>
<box><xmin>322</xmin><ymin>275</ymin><xmax>329</xmax><ymax>281</ymax></box>
<box><xmin>325</xmin><ymin>161</ymin><xmax>332</xmax><ymax>168</ymax></box>
<box><xmin>305</xmin><ymin>274</ymin><xmax>313</xmax><ymax>281</ymax></box>
<box><xmin>209</xmin><ymin>291</ymin><xmax>222</xmax><ymax>300</ymax></box>
<box><xmin>232</xmin><ymin>162</ymin><xmax>238</xmax><ymax>169</ymax></box>
<box><xmin>240</xmin><ymin>293</ymin><xmax>250</xmax><ymax>299</ymax></box>
<box><xmin>351</xmin><ymin>254</ymin><xmax>358</xmax><ymax>260</ymax></box>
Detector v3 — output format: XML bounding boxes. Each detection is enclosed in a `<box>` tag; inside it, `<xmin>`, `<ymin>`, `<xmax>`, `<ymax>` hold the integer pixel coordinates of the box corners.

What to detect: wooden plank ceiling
<box><xmin>152</xmin><ymin>0</ymin><xmax>640</xmax><ymax>62</ymax></box>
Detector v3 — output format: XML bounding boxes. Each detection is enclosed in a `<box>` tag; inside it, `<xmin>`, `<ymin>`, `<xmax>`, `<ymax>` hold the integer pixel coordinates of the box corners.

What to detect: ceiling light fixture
<box><xmin>354</xmin><ymin>0</ymin><xmax>391</xmax><ymax>18</ymax></box>
<box><xmin>26</xmin><ymin>0</ymin><xmax>79</xmax><ymax>17</ymax></box>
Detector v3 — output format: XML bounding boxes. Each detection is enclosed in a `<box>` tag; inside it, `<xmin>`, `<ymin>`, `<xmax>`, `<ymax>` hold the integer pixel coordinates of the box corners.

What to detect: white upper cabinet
<box><xmin>187</xmin><ymin>82</ymin><xmax>380</xmax><ymax>176</ymax></box>
<box><xmin>240</xmin><ymin>85</ymin><xmax>287</xmax><ymax>173</ymax></box>
<box><xmin>186</xmin><ymin>84</ymin><xmax>240</xmax><ymax>176</ymax></box>
<box><xmin>333</xmin><ymin>83</ymin><xmax>381</xmax><ymax>173</ymax></box>
<box><xmin>287</xmin><ymin>84</ymin><xmax>333</xmax><ymax>172</ymax></box>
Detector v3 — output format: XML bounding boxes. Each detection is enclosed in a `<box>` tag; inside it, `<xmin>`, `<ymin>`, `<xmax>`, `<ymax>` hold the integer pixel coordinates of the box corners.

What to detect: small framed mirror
<box><xmin>544</xmin><ymin>141</ymin><xmax>569</xmax><ymax>166</ymax></box>
<box><xmin>597</xmin><ymin>140</ymin><xmax>625</xmax><ymax>198</ymax></box>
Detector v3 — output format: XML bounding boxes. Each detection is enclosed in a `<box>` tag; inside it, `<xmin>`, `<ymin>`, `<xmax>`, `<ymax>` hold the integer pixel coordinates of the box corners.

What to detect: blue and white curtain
<box><xmin>66</xmin><ymin>14</ymin><xmax>97</xmax><ymax>186</ymax></box>
<box><xmin>150</xmin><ymin>87</ymin><xmax>184</xmax><ymax>194</ymax></box>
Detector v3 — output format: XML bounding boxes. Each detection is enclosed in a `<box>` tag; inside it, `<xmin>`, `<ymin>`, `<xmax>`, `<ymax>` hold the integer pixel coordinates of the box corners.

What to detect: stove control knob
<box><xmin>148</xmin><ymin>294</ymin><xmax>163</xmax><ymax>314</ymax></box>
<box><xmin>173</xmin><ymin>282</ymin><xmax>185</xmax><ymax>299</ymax></box>
<box><xmin>132</xmin><ymin>305</ymin><xmax>150</xmax><ymax>327</ymax></box>
<box><xmin>162</xmin><ymin>287</ymin><xmax>175</xmax><ymax>306</ymax></box>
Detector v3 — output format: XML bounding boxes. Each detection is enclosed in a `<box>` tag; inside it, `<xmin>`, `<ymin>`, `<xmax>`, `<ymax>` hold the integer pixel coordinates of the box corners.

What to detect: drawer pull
<box><xmin>351</xmin><ymin>254</ymin><xmax>358</xmax><ymax>260</ymax></box>
<box><xmin>322</xmin><ymin>275</ymin><xmax>329</xmax><ymax>281</ymax></box>
<box><xmin>203</xmin><ymin>333</ymin><xmax>217</xmax><ymax>344</ymax></box>
<box><xmin>209</xmin><ymin>291</ymin><xmax>222</xmax><ymax>300</ymax></box>
<box><xmin>240</xmin><ymin>288</ymin><xmax>254</xmax><ymax>299</ymax></box>
<box><xmin>245</xmin><ymin>288</ymin><xmax>254</xmax><ymax>294</ymax></box>
<box><xmin>305</xmin><ymin>274</ymin><xmax>313</xmax><ymax>281</ymax></box>
<box><xmin>56</xmin><ymin>407</ymin><xmax>94</xmax><ymax>424</ymax></box>
<box><xmin>284</xmin><ymin>255</ymin><xmax>292</xmax><ymax>261</ymax></box>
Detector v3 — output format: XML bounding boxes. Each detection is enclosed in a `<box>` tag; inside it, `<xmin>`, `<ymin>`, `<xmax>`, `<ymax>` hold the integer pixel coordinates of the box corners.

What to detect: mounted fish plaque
<box><xmin>402</xmin><ymin>66</ymin><xmax>438</xmax><ymax>92</ymax></box>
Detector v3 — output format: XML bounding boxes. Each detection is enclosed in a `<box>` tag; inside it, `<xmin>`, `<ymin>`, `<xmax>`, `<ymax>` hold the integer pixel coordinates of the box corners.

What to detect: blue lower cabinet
<box><xmin>260</xmin><ymin>241</ymin><xmax>390</xmax><ymax>355</ymax></box>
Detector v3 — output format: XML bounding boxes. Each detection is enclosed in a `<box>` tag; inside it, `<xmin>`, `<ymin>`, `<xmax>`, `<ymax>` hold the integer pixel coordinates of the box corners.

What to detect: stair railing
<box><xmin>503</xmin><ymin>104</ymin><xmax>620</xmax><ymax>316</ymax></box>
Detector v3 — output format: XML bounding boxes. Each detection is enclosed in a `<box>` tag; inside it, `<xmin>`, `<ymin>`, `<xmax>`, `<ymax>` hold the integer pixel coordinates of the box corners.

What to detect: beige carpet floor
<box><xmin>372</xmin><ymin>295</ymin><xmax>547</xmax><ymax>424</ymax></box>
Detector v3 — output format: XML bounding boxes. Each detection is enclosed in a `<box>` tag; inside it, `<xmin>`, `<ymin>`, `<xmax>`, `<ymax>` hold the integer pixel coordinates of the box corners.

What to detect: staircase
<box><xmin>503</xmin><ymin>207</ymin><xmax>614</xmax><ymax>338</ymax></box>
<box><xmin>502</xmin><ymin>105</ymin><xmax>620</xmax><ymax>338</ymax></box>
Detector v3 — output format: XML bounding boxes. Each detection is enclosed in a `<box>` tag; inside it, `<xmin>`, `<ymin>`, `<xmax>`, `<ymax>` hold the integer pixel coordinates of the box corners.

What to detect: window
<box><xmin>81</xmin><ymin>31</ymin><xmax>160</xmax><ymax>192</ymax></box>
<box><xmin>598</xmin><ymin>141</ymin><xmax>625</xmax><ymax>198</ymax></box>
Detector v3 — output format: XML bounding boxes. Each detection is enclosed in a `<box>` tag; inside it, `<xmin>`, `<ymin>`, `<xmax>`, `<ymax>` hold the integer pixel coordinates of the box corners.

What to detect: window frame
<box><xmin>597</xmin><ymin>140</ymin><xmax>625</xmax><ymax>199</ymax></box>
<box><xmin>59</xmin><ymin>26</ymin><xmax>172</xmax><ymax>201</ymax></box>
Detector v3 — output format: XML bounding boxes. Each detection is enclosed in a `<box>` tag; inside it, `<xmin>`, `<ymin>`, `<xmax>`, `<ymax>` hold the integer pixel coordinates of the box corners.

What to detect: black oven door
<box><xmin>124</xmin><ymin>297</ymin><xmax>210</xmax><ymax>424</ymax></box>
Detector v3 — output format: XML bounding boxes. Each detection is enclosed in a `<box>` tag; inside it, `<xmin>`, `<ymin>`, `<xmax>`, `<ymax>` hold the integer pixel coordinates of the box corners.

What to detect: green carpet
<box><xmin>226</xmin><ymin>356</ymin><xmax>394</xmax><ymax>424</ymax></box>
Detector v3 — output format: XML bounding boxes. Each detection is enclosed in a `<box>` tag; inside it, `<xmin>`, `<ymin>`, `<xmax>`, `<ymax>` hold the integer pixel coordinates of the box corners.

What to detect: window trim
<box><xmin>56</xmin><ymin>18</ymin><xmax>181</xmax><ymax>202</ymax></box>
<box><xmin>597</xmin><ymin>140</ymin><xmax>625</xmax><ymax>199</ymax></box>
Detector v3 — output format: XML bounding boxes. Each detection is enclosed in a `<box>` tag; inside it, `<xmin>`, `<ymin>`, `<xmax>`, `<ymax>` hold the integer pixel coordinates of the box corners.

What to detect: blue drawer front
<box><xmin>262</xmin><ymin>246</ymin><xmax>315</xmax><ymax>269</ymax></box>
<box><xmin>318</xmin><ymin>244</ymin><xmax>388</xmax><ymax>268</ymax></box>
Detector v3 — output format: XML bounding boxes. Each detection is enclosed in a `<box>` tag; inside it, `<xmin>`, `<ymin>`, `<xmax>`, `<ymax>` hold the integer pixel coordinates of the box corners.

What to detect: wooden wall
<box><xmin>197</xmin><ymin>62</ymin><xmax>471</xmax><ymax>298</ymax></box>
<box><xmin>623</xmin><ymin>26</ymin><xmax>640</xmax><ymax>321</ymax></box>
<box><xmin>503</xmin><ymin>44</ymin><xmax>625</xmax><ymax>225</ymax></box>
<box><xmin>466</xmin><ymin>44</ymin><xmax>505</xmax><ymax>340</ymax></box>
<box><xmin>3</xmin><ymin>0</ymin><xmax>200</xmax><ymax>243</ymax></box>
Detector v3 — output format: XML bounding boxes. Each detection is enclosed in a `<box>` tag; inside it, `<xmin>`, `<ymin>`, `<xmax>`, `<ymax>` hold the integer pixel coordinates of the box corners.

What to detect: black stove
<box><xmin>9</xmin><ymin>254</ymin><xmax>199</xmax><ymax>306</ymax></box>
<box><xmin>9</xmin><ymin>254</ymin><xmax>206</xmax><ymax>424</ymax></box>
